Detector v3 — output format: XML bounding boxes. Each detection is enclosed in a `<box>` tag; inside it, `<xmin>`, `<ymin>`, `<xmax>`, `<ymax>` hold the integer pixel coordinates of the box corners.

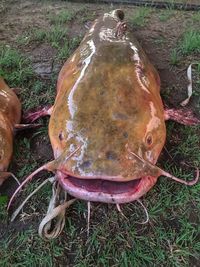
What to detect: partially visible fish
<box><xmin>0</xmin><ymin>78</ymin><xmax>21</xmax><ymax>185</ymax></box>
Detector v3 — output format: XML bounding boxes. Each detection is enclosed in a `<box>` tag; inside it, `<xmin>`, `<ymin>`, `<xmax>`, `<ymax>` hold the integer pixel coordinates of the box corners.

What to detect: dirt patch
<box><xmin>132</xmin><ymin>14</ymin><xmax>188</xmax><ymax>105</ymax></box>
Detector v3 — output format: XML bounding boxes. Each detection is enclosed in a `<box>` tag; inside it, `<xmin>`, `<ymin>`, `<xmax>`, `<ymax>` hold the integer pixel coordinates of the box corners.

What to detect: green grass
<box><xmin>130</xmin><ymin>7</ymin><xmax>152</xmax><ymax>27</ymax></box>
<box><xmin>33</xmin><ymin>29</ymin><xmax>47</xmax><ymax>42</ymax></box>
<box><xmin>0</xmin><ymin>29</ymin><xmax>80</xmax><ymax>111</ymax></box>
<box><xmin>22</xmin><ymin>80</ymin><xmax>55</xmax><ymax>110</ymax></box>
<box><xmin>31</xmin><ymin>23</ymin><xmax>81</xmax><ymax>54</ymax></box>
<box><xmin>3</xmin><ymin>196</ymin><xmax>199</xmax><ymax>267</ymax></box>
<box><xmin>76</xmin><ymin>6</ymin><xmax>97</xmax><ymax>23</ymax></box>
<box><xmin>47</xmin><ymin>26</ymin><xmax>68</xmax><ymax>47</ymax></box>
<box><xmin>0</xmin><ymin>46</ymin><xmax>34</xmax><ymax>87</ymax></box>
<box><xmin>158</xmin><ymin>9</ymin><xmax>174</xmax><ymax>22</ymax></box>
<box><xmin>180</xmin><ymin>30</ymin><xmax>200</xmax><ymax>55</ymax></box>
<box><xmin>49</xmin><ymin>10</ymin><xmax>74</xmax><ymax>24</ymax></box>
<box><xmin>191</xmin><ymin>12</ymin><xmax>200</xmax><ymax>23</ymax></box>
<box><xmin>197</xmin><ymin>63</ymin><xmax>200</xmax><ymax>73</ymax></box>
<box><xmin>168</xmin><ymin>125</ymin><xmax>200</xmax><ymax>166</ymax></box>
<box><xmin>16</xmin><ymin>34</ymin><xmax>31</xmax><ymax>45</ymax></box>
<box><xmin>0</xmin><ymin>45</ymin><xmax>56</xmax><ymax>109</ymax></box>
<box><xmin>170</xmin><ymin>48</ymin><xmax>180</xmax><ymax>66</ymax></box>
<box><xmin>33</xmin><ymin>26</ymin><xmax>68</xmax><ymax>48</ymax></box>
<box><xmin>0</xmin><ymin>202</ymin><xmax>8</xmax><ymax>224</ymax></box>
<box><xmin>0</xmin><ymin>230</ymin><xmax>64</xmax><ymax>267</ymax></box>
<box><xmin>164</xmin><ymin>0</ymin><xmax>176</xmax><ymax>10</ymax></box>
<box><xmin>153</xmin><ymin>36</ymin><xmax>165</xmax><ymax>45</ymax></box>
<box><xmin>58</xmin><ymin>35</ymin><xmax>82</xmax><ymax>60</ymax></box>
<box><xmin>1</xmin><ymin>189</ymin><xmax>199</xmax><ymax>266</ymax></box>
<box><xmin>25</xmin><ymin>23</ymin><xmax>68</xmax><ymax>49</ymax></box>
<box><xmin>171</xmin><ymin>29</ymin><xmax>200</xmax><ymax>62</ymax></box>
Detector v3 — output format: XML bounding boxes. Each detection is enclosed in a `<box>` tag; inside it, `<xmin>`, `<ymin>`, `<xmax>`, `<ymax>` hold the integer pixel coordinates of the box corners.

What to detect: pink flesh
<box><xmin>67</xmin><ymin>176</ymin><xmax>141</xmax><ymax>194</ymax></box>
<box><xmin>58</xmin><ymin>171</ymin><xmax>157</xmax><ymax>204</ymax></box>
<box><xmin>164</xmin><ymin>107</ymin><xmax>200</xmax><ymax>125</ymax></box>
<box><xmin>23</xmin><ymin>105</ymin><xmax>52</xmax><ymax>123</ymax></box>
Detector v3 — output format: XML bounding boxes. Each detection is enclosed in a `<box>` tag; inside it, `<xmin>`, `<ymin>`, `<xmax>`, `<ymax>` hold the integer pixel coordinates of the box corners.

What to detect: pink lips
<box><xmin>66</xmin><ymin>176</ymin><xmax>141</xmax><ymax>194</ymax></box>
<box><xmin>57</xmin><ymin>171</ymin><xmax>157</xmax><ymax>204</ymax></box>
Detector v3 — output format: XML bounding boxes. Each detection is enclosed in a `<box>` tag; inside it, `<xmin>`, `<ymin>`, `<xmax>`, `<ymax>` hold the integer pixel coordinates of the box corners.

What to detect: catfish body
<box><xmin>49</xmin><ymin>10</ymin><xmax>166</xmax><ymax>179</ymax></box>
<box><xmin>0</xmin><ymin>78</ymin><xmax>21</xmax><ymax>185</ymax></box>
<box><xmin>47</xmin><ymin>10</ymin><xmax>167</xmax><ymax>203</ymax></box>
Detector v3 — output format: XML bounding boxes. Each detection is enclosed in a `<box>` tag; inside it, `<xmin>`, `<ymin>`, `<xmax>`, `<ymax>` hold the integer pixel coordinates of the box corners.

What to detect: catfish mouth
<box><xmin>67</xmin><ymin>176</ymin><xmax>141</xmax><ymax>194</ymax></box>
<box><xmin>58</xmin><ymin>172</ymin><xmax>157</xmax><ymax>204</ymax></box>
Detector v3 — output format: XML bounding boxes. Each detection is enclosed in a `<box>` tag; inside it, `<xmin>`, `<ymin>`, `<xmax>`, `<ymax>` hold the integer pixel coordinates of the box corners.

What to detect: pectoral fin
<box><xmin>164</xmin><ymin>107</ymin><xmax>200</xmax><ymax>126</ymax></box>
<box><xmin>23</xmin><ymin>105</ymin><xmax>53</xmax><ymax>123</ymax></box>
<box><xmin>14</xmin><ymin>123</ymin><xmax>42</xmax><ymax>132</ymax></box>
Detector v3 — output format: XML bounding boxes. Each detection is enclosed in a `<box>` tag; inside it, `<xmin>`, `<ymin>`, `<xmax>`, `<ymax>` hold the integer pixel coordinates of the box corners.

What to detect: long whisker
<box><xmin>9</xmin><ymin>173</ymin><xmax>21</xmax><ymax>185</ymax></box>
<box><xmin>7</xmin><ymin>164</ymin><xmax>48</xmax><ymax>210</ymax></box>
<box><xmin>116</xmin><ymin>204</ymin><xmax>127</xmax><ymax>219</ymax></box>
<box><xmin>11</xmin><ymin>177</ymin><xmax>55</xmax><ymax>222</ymax></box>
<box><xmin>161</xmin><ymin>169</ymin><xmax>199</xmax><ymax>185</ymax></box>
<box><xmin>136</xmin><ymin>199</ymin><xmax>149</xmax><ymax>224</ymax></box>
<box><xmin>38</xmin><ymin>181</ymin><xmax>76</xmax><ymax>239</ymax></box>
<box><xmin>87</xmin><ymin>201</ymin><xmax>91</xmax><ymax>237</ymax></box>
<box><xmin>7</xmin><ymin>146</ymin><xmax>81</xmax><ymax>210</ymax></box>
<box><xmin>130</xmin><ymin>151</ymin><xmax>199</xmax><ymax>186</ymax></box>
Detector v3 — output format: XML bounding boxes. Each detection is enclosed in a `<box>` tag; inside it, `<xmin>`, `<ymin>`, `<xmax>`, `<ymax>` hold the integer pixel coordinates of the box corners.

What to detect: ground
<box><xmin>0</xmin><ymin>0</ymin><xmax>200</xmax><ymax>266</ymax></box>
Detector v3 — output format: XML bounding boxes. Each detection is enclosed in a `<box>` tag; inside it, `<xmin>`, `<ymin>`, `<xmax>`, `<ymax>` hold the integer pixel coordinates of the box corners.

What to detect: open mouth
<box><xmin>67</xmin><ymin>176</ymin><xmax>141</xmax><ymax>194</ymax></box>
<box><xmin>58</xmin><ymin>172</ymin><xmax>157</xmax><ymax>204</ymax></box>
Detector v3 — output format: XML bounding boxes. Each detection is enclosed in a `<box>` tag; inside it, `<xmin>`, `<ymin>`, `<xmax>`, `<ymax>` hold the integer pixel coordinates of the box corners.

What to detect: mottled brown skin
<box><xmin>46</xmin><ymin>10</ymin><xmax>166</xmax><ymax>203</ymax></box>
<box><xmin>0</xmin><ymin>78</ymin><xmax>21</xmax><ymax>185</ymax></box>
<box><xmin>49</xmin><ymin>11</ymin><xmax>166</xmax><ymax>180</ymax></box>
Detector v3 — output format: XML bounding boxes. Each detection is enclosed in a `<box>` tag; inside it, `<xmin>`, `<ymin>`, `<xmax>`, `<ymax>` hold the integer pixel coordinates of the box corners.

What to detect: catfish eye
<box><xmin>146</xmin><ymin>134</ymin><xmax>153</xmax><ymax>146</ymax></box>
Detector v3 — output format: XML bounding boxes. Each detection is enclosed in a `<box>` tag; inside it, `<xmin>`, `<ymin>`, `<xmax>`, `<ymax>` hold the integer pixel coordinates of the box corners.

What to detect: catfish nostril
<box><xmin>146</xmin><ymin>134</ymin><xmax>153</xmax><ymax>146</ymax></box>
<box><xmin>106</xmin><ymin>151</ymin><xmax>118</xmax><ymax>161</ymax></box>
<box><xmin>123</xmin><ymin>132</ymin><xmax>128</xmax><ymax>138</ymax></box>
<box><xmin>58</xmin><ymin>131</ymin><xmax>64</xmax><ymax>141</ymax></box>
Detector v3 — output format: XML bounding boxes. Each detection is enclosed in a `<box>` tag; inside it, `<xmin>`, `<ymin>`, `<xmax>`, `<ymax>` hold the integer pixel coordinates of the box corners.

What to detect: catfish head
<box><xmin>55</xmin><ymin>95</ymin><xmax>167</xmax><ymax>204</ymax></box>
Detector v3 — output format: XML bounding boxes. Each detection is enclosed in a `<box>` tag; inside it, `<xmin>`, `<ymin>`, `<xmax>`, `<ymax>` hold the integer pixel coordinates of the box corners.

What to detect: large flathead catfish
<box><xmin>9</xmin><ymin>10</ymin><xmax>199</xmax><ymax>211</ymax></box>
